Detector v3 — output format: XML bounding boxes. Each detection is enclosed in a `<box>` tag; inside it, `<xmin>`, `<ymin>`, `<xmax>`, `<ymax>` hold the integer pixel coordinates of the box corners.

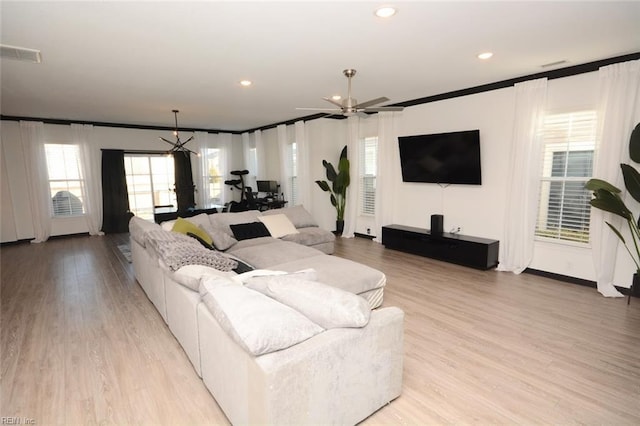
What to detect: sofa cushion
<box><xmin>231</xmin><ymin>222</ymin><xmax>271</xmax><ymax>241</ymax></box>
<box><xmin>258</xmin><ymin>214</ymin><xmax>299</xmax><ymax>238</ymax></box>
<box><xmin>129</xmin><ymin>216</ymin><xmax>161</xmax><ymax>246</ymax></box>
<box><xmin>200</xmin><ymin>276</ymin><xmax>323</xmax><ymax>356</ymax></box>
<box><xmin>209</xmin><ymin>210</ymin><xmax>262</xmax><ymax>237</ymax></box>
<box><xmin>200</xmin><ymin>222</ymin><xmax>238</xmax><ymax>251</ymax></box>
<box><xmin>282</xmin><ymin>226</ymin><xmax>335</xmax><ymax>247</ymax></box>
<box><xmin>172</xmin><ymin>217</ymin><xmax>214</xmax><ymax>246</ymax></box>
<box><xmin>245</xmin><ymin>274</ymin><xmax>370</xmax><ymax>329</ymax></box>
<box><xmin>170</xmin><ymin>264</ymin><xmax>236</xmax><ymax>292</ymax></box>
<box><xmin>227</xmin><ymin>240</ymin><xmax>323</xmax><ymax>269</ymax></box>
<box><xmin>262</xmin><ymin>205</ymin><xmax>318</xmax><ymax>228</ymax></box>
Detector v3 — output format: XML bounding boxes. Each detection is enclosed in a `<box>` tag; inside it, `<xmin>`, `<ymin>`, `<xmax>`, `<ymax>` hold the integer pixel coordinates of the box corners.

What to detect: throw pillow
<box><xmin>172</xmin><ymin>217</ymin><xmax>213</xmax><ymax>246</ymax></box>
<box><xmin>257</xmin><ymin>214</ymin><xmax>299</xmax><ymax>238</ymax></box>
<box><xmin>199</xmin><ymin>223</ymin><xmax>238</xmax><ymax>251</ymax></box>
<box><xmin>230</xmin><ymin>221</ymin><xmax>271</xmax><ymax>241</ymax></box>
<box><xmin>245</xmin><ymin>275</ymin><xmax>371</xmax><ymax>329</ymax></box>
<box><xmin>187</xmin><ymin>232</ymin><xmax>215</xmax><ymax>251</ymax></box>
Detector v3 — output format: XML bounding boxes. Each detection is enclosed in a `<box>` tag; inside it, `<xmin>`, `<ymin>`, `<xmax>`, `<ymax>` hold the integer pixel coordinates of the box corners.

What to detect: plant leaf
<box><xmin>330</xmin><ymin>193</ymin><xmax>337</xmax><ymax>207</ymax></box>
<box><xmin>315</xmin><ymin>180</ymin><xmax>330</xmax><ymax>192</ymax></box>
<box><xmin>590</xmin><ymin>188</ymin><xmax>632</xmax><ymax>219</ymax></box>
<box><xmin>621</xmin><ymin>163</ymin><xmax>640</xmax><ymax>204</ymax></box>
<box><xmin>585</xmin><ymin>178</ymin><xmax>621</xmax><ymax>193</ymax></box>
<box><xmin>339</xmin><ymin>145</ymin><xmax>348</xmax><ymax>160</ymax></box>
<box><xmin>629</xmin><ymin>123</ymin><xmax>640</xmax><ymax>163</ymax></box>
<box><xmin>605</xmin><ymin>221</ymin><xmax>626</xmax><ymax>245</ymax></box>
<box><xmin>323</xmin><ymin>160</ymin><xmax>337</xmax><ymax>182</ymax></box>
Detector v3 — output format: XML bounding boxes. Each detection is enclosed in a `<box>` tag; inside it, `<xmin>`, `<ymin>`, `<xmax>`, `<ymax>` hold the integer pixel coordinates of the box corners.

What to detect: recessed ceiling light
<box><xmin>375</xmin><ymin>6</ymin><xmax>397</xmax><ymax>18</ymax></box>
<box><xmin>240</xmin><ymin>80</ymin><xmax>252</xmax><ymax>87</ymax></box>
<box><xmin>478</xmin><ymin>52</ymin><xmax>493</xmax><ymax>60</ymax></box>
<box><xmin>331</xmin><ymin>95</ymin><xmax>342</xmax><ymax>101</ymax></box>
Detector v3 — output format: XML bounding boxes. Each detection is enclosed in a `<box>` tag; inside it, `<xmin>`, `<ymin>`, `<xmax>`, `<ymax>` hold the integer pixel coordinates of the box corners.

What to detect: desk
<box><xmin>153</xmin><ymin>206</ymin><xmax>221</xmax><ymax>224</ymax></box>
<box><xmin>256</xmin><ymin>198</ymin><xmax>287</xmax><ymax>211</ymax></box>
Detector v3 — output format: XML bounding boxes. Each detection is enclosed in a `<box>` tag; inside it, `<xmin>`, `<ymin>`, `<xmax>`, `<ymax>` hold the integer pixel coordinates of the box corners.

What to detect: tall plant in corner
<box><xmin>316</xmin><ymin>145</ymin><xmax>350</xmax><ymax>233</ymax></box>
<box><xmin>585</xmin><ymin>123</ymin><xmax>640</xmax><ymax>302</ymax></box>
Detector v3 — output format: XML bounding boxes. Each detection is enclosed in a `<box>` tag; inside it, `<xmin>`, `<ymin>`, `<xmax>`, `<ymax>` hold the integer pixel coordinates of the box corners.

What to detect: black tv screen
<box><xmin>398</xmin><ymin>130</ymin><xmax>482</xmax><ymax>185</ymax></box>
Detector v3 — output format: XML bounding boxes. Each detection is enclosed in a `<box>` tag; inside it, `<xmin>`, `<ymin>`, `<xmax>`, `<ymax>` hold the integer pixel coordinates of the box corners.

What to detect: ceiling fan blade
<box><xmin>362</xmin><ymin>106</ymin><xmax>405</xmax><ymax>112</ymax></box>
<box><xmin>322</xmin><ymin>97</ymin><xmax>345</xmax><ymax>108</ymax></box>
<box><xmin>296</xmin><ymin>107</ymin><xmax>342</xmax><ymax>111</ymax></box>
<box><xmin>355</xmin><ymin>96</ymin><xmax>389</xmax><ymax>109</ymax></box>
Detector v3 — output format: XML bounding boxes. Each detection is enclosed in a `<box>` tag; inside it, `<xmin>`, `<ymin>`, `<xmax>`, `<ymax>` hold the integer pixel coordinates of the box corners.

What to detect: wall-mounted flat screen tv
<box><xmin>398</xmin><ymin>130</ymin><xmax>482</xmax><ymax>185</ymax></box>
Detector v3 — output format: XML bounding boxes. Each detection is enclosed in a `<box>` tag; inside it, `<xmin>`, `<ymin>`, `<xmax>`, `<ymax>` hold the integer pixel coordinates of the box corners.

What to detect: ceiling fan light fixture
<box><xmin>375</xmin><ymin>6</ymin><xmax>397</xmax><ymax>18</ymax></box>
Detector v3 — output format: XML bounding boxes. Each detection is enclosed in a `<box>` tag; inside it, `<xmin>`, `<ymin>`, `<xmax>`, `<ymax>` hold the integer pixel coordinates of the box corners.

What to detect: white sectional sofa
<box><xmin>128</xmin><ymin>206</ymin><xmax>403</xmax><ymax>425</ymax></box>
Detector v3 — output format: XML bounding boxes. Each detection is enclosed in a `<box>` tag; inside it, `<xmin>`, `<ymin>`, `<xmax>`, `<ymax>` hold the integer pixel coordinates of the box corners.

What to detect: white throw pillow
<box><xmin>258</xmin><ymin>214</ymin><xmax>299</xmax><ymax>238</ymax></box>
<box><xmin>245</xmin><ymin>274</ymin><xmax>371</xmax><ymax>329</ymax></box>
<box><xmin>171</xmin><ymin>264</ymin><xmax>236</xmax><ymax>291</ymax></box>
<box><xmin>200</xmin><ymin>276</ymin><xmax>323</xmax><ymax>356</ymax></box>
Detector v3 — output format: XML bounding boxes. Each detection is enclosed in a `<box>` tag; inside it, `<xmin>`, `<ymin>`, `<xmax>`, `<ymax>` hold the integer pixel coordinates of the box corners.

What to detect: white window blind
<box><xmin>535</xmin><ymin>110</ymin><xmax>597</xmax><ymax>244</ymax></box>
<box><xmin>360</xmin><ymin>137</ymin><xmax>378</xmax><ymax>215</ymax></box>
<box><xmin>45</xmin><ymin>144</ymin><xmax>85</xmax><ymax>217</ymax></box>
<box><xmin>124</xmin><ymin>154</ymin><xmax>175</xmax><ymax>220</ymax></box>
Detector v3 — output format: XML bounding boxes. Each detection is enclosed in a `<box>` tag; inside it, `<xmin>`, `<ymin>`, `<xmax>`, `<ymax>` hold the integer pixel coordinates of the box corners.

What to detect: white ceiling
<box><xmin>2</xmin><ymin>1</ymin><xmax>639</xmax><ymax>132</ymax></box>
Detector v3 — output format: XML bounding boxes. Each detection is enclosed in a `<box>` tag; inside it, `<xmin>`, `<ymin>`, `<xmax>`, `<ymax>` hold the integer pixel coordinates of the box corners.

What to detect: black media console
<box><xmin>381</xmin><ymin>224</ymin><xmax>499</xmax><ymax>270</ymax></box>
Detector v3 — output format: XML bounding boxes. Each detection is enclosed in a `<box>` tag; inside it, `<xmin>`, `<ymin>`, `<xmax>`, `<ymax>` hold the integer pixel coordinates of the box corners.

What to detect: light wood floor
<box><xmin>2</xmin><ymin>234</ymin><xmax>639</xmax><ymax>425</ymax></box>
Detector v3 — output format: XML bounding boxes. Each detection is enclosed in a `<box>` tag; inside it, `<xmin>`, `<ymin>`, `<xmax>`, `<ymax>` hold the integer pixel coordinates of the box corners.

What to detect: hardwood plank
<box><xmin>1</xmin><ymin>234</ymin><xmax>639</xmax><ymax>424</ymax></box>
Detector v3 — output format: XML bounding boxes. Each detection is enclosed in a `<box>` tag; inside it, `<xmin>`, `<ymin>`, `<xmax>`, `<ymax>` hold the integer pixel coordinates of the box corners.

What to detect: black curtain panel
<box><xmin>101</xmin><ymin>149</ymin><xmax>132</xmax><ymax>233</ymax></box>
<box><xmin>173</xmin><ymin>152</ymin><xmax>196</xmax><ymax>214</ymax></box>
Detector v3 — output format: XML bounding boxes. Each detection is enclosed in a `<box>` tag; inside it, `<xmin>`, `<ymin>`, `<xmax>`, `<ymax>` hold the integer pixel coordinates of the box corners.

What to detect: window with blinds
<box><xmin>360</xmin><ymin>137</ymin><xmax>378</xmax><ymax>216</ymax></box>
<box><xmin>535</xmin><ymin>111</ymin><xmax>597</xmax><ymax>244</ymax></box>
<box><xmin>124</xmin><ymin>154</ymin><xmax>175</xmax><ymax>220</ymax></box>
<box><xmin>45</xmin><ymin>144</ymin><xmax>85</xmax><ymax>217</ymax></box>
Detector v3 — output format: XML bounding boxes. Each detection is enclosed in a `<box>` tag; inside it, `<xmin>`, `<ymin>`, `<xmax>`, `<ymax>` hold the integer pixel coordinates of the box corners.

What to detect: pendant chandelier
<box><xmin>159</xmin><ymin>109</ymin><xmax>197</xmax><ymax>156</ymax></box>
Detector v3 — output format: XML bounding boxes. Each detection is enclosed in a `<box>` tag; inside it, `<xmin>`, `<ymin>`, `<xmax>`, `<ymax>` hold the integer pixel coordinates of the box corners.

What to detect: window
<box><xmin>535</xmin><ymin>111</ymin><xmax>597</xmax><ymax>244</ymax></box>
<box><xmin>201</xmin><ymin>148</ymin><xmax>224</xmax><ymax>207</ymax></box>
<box><xmin>45</xmin><ymin>144</ymin><xmax>85</xmax><ymax>217</ymax></box>
<box><xmin>360</xmin><ymin>137</ymin><xmax>378</xmax><ymax>215</ymax></box>
<box><xmin>247</xmin><ymin>147</ymin><xmax>257</xmax><ymax>192</ymax></box>
<box><xmin>124</xmin><ymin>154</ymin><xmax>175</xmax><ymax>220</ymax></box>
<box><xmin>288</xmin><ymin>142</ymin><xmax>298</xmax><ymax>205</ymax></box>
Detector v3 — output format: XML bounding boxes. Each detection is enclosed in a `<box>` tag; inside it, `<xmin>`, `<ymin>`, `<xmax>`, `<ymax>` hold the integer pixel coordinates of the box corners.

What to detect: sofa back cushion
<box><xmin>200</xmin><ymin>276</ymin><xmax>323</xmax><ymax>356</ymax></box>
<box><xmin>262</xmin><ymin>205</ymin><xmax>318</xmax><ymax>228</ymax></box>
<box><xmin>209</xmin><ymin>210</ymin><xmax>262</xmax><ymax>237</ymax></box>
<box><xmin>245</xmin><ymin>274</ymin><xmax>371</xmax><ymax>329</ymax></box>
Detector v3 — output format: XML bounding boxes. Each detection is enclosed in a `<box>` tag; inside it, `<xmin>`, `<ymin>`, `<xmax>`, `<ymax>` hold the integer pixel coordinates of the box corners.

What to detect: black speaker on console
<box><xmin>431</xmin><ymin>214</ymin><xmax>444</xmax><ymax>236</ymax></box>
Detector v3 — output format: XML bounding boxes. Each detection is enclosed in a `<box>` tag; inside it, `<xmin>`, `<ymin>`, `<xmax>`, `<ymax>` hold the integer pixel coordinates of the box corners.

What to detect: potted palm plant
<box><xmin>316</xmin><ymin>146</ymin><xmax>350</xmax><ymax>233</ymax></box>
<box><xmin>585</xmin><ymin>123</ymin><xmax>640</xmax><ymax>303</ymax></box>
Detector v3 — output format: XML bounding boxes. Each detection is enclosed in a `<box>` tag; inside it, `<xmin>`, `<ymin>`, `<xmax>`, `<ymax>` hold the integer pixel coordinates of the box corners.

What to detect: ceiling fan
<box><xmin>297</xmin><ymin>69</ymin><xmax>404</xmax><ymax>117</ymax></box>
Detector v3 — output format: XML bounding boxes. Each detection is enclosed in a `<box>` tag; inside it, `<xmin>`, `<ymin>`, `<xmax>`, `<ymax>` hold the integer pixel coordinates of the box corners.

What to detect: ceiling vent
<box><xmin>0</xmin><ymin>44</ymin><xmax>42</xmax><ymax>63</ymax></box>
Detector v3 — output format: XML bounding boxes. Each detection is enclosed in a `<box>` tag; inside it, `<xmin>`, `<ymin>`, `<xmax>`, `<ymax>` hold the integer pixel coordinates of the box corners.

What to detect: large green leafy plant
<box><xmin>586</xmin><ymin>123</ymin><xmax>640</xmax><ymax>272</ymax></box>
<box><xmin>315</xmin><ymin>145</ymin><xmax>350</xmax><ymax>224</ymax></box>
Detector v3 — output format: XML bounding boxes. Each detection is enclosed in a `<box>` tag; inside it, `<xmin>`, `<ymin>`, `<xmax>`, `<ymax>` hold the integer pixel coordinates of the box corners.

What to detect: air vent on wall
<box><xmin>0</xmin><ymin>44</ymin><xmax>42</xmax><ymax>63</ymax></box>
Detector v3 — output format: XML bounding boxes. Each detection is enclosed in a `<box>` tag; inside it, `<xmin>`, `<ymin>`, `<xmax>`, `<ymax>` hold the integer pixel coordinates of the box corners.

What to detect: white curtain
<box><xmin>72</xmin><ymin>123</ymin><xmax>103</xmax><ymax>236</ymax></box>
<box><xmin>342</xmin><ymin>116</ymin><xmax>360</xmax><ymax>238</ymax></box>
<box><xmin>194</xmin><ymin>132</ymin><xmax>232</xmax><ymax>208</ymax></box>
<box><xmin>254</xmin><ymin>129</ymin><xmax>266</xmax><ymax>180</ymax></box>
<box><xmin>194</xmin><ymin>131</ymin><xmax>210</xmax><ymax>209</ymax></box>
<box><xmin>241</xmin><ymin>132</ymin><xmax>257</xmax><ymax>192</ymax></box>
<box><xmin>20</xmin><ymin>121</ymin><xmax>51</xmax><ymax>243</ymax></box>
<box><xmin>295</xmin><ymin>120</ymin><xmax>312</xmax><ymax>209</ymax></box>
<box><xmin>592</xmin><ymin>60</ymin><xmax>640</xmax><ymax>297</ymax></box>
<box><xmin>374</xmin><ymin>112</ymin><xmax>400</xmax><ymax>243</ymax></box>
<box><xmin>497</xmin><ymin>78</ymin><xmax>548</xmax><ymax>273</ymax></box>
<box><xmin>277</xmin><ymin>124</ymin><xmax>292</xmax><ymax>203</ymax></box>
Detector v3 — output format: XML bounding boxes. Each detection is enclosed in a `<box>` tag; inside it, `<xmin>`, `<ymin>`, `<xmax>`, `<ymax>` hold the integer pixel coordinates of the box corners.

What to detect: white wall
<box><xmin>2</xmin><ymin>70</ymin><xmax>635</xmax><ymax>289</ymax></box>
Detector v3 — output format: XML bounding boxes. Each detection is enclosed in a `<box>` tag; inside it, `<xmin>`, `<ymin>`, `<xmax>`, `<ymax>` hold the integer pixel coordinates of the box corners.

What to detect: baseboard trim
<box><xmin>354</xmin><ymin>232</ymin><xmax>375</xmax><ymax>240</ymax></box>
<box><xmin>524</xmin><ymin>268</ymin><xmax>638</xmax><ymax>298</ymax></box>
